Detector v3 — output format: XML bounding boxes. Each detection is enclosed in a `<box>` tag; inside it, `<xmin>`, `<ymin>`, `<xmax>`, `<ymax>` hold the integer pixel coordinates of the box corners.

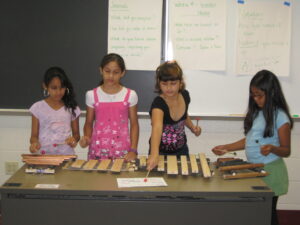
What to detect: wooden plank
<box><xmin>189</xmin><ymin>154</ymin><xmax>199</xmax><ymax>174</ymax></box>
<box><xmin>167</xmin><ymin>155</ymin><xmax>178</xmax><ymax>175</ymax></box>
<box><xmin>22</xmin><ymin>154</ymin><xmax>77</xmax><ymax>160</ymax></box>
<box><xmin>22</xmin><ymin>154</ymin><xmax>77</xmax><ymax>166</ymax></box>
<box><xmin>199</xmin><ymin>153</ymin><xmax>212</xmax><ymax>178</ymax></box>
<box><xmin>110</xmin><ymin>158</ymin><xmax>124</xmax><ymax>173</ymax></box>
<box><xmin>82</xmin><ymin>160</ymin><xmax>98</xmax><ymax>170</ymax></box>
<box><xmin>96</xmin><ymin>159</ymin><xmax>111</xmax><ymax>171</ymax></box>
<box><xmin>157</xmin><ymin>155</ymin><xmax>165</xmax><ymax>172</ymax></box>
<box><xmin>219</xmin><ymin>163</ymin><xmax>265</xmax><ymax>171</ymax></box>
<box><xmin>180</xmin><ymin>155</ymin><xmax>189</xmax><ymax>175</ymax></box>
<box><xmin>62</xmin><ymin>160</ymin><xmax>73</xmax><ymax>169</ymax></box>
<box><xmin>23</xmin><ymin>159</ymin><xmax>62</xmax><ymax>166</ymax></box>
<box><xmin>139</xmin><ymin>156</ymin><xmax>147</xmax><ymax>168</ymax></box>
<box><xmin>70</xmin><ymin>160</ymin><xmax>86</xmax><ymax>169</ymax></box>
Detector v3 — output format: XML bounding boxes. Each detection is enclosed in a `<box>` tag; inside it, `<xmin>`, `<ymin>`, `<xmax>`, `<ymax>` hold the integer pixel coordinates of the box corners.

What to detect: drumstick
<box><xmin>144</xmin><ymin>169</ymin><xmax>151</xmax><ymax>182</ymax></box>
<box><xmin>53</xmin><ymin>136</ymin><xmax>74</xmax><ymax>147</ymax></box>
<box><xmin>224</xmin><ymin>150</ymin><xmax>237</xmax><ymax>156</ymax></box>
<box><xmin>53</xmin><ymin>142</ymin><xmax>66</xmax><ymax>147</ymax></box>
<box><xmin>195</xmin><ymin>117</ymin><xmax>201</xmax><ymax>127</ymax></box>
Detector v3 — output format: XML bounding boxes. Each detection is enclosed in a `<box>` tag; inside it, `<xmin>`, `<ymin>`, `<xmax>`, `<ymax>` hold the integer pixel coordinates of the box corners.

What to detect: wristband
<box><xmin>129</xmin><ymin>148</ymin><xmax>138</xmax><ymax>154</ymax></box>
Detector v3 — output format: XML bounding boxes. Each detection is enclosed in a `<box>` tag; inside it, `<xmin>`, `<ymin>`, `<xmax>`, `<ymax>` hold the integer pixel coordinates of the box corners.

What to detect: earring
<box><xmin>66</xmin><ymin>88</ymin><xmax>70</xmax><ymax>95</ymax></box>
<box><xmin>43</xmin><ymin>89</ymin><xmax>49</xmax><ymax>97</ymax></box>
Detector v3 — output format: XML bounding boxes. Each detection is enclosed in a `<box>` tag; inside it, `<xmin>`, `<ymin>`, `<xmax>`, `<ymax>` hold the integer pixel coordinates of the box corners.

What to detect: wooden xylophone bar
<box><xmin>22</xmin><ymin>154</ymin><xmax>77</xmax><ymax>166</ymax></box>
<box><xmin>216</xmin><ymin>158</ymin><xmax>269</xmax><ymax>179</ymax></box>
<box><xmin>65</xmin><ymin>153</ymin><xmax>212</xmax><ymax>178</ymax></box>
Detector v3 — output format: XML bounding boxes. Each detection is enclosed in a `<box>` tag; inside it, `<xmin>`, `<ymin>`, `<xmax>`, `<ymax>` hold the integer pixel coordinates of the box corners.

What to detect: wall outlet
<box><xmin>5</xmin><ymin>161</ymin><xmax>19</xmax><ymax>175</ymax></box>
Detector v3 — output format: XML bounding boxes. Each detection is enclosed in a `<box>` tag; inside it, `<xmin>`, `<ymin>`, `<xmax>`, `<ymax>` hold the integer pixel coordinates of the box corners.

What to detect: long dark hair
<box><xmin>98</xmin><ymin>53</ymin><xmax>126</xmax><ymax>85</ymax></box>
<box><xmin>43</xmin><ymin>67</ymin><xmax>78</xmax><ymax>116</ymax></box>
<box><xmin>244</xmin><ymin>70</ymin><xmax>293</xmax><ymax>137</ymax></box>
<box><xmin>155</xmin><ymin>60</ymin><xmax>185</xmax><ymax>94</ymax></box>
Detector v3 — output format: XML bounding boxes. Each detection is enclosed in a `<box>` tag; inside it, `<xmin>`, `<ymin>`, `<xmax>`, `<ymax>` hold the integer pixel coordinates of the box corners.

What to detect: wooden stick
<box><xmin>223</xmin><ymin>171</ymin><xmax>269</xmax><ymax>179</ymax></box>
<box><xmin>225</xmin><ymin>151</ymin><xmax>237</xmax><ymax>156</ymax></box>
<box><xmin>219</xmin><ymin>163</ymin><xmax>265</xmax><ymax>171</ymax></box>
<box><xmin>144</xmin><ymin>169</ymin><xmax>151</xmax><ymax>182</ymax></box>
<box><xmin>195</xmin><ymin>117</ymin><xmax>201</xmax><ymax>127</ymax></box>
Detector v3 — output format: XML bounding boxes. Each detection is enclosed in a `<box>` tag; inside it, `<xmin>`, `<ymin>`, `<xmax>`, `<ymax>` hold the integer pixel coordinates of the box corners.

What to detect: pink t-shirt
<box><xmin>29</xmin><ymin>100</ymin><xmax>81</xmax><ymax>155</ymax></box>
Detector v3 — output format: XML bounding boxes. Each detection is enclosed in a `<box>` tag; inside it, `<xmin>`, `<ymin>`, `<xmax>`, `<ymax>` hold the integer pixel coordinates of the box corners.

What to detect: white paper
<box><xmin>108</xmin><ymin>0</ymin><xmax>163</xmax><ymax>70</ymax></box>
<box><xmin>35</xmin><ymin>184</ymin><xmax>60</xmax><ymax>189</ymax></box>
<box><xmin>117</xmin><ymin>177</ymin><xmax>167</xmax><ymax>188</ymax></box>
<box><xmin>236</xmin><ymin>1</ymin><xmax>291</xmax><ymax>76</ymax></box>
<box><xmin>168</xmin><ymin>0</ymin><xmax>226</xmax><ymax>70</ymax></box>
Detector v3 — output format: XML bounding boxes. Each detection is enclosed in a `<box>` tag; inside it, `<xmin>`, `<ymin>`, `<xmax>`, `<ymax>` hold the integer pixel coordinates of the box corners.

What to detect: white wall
<box><xmin>0</xmin><ymin>114</ymin><xmax>299</xmax><ymax>210</ymax></box>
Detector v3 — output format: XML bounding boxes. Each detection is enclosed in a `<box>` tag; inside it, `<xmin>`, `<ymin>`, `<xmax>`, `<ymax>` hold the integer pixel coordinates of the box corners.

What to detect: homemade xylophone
<box><xmin>216</xmin><ymin>158</ymin><xmax>269</xmax><ymax>179</ymax></box>
<box><xmin>22</xmin><ymin>154</ymin><xmax>77</xmax><ymax>174</ymax></box>
<box><xmin>64</xmin><ymin>153</ymin><xmax>213</xmax><ymax>178</ymax></box>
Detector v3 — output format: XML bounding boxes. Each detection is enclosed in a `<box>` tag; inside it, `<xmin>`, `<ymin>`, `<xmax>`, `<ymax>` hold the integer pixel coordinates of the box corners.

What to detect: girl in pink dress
<box><xmin>80</xmin><ymin>53</ymin><xmax>139</xmax><ymax>161</ymax></box>
<box><xmin>29</xmin><ymin>67</ymin><xmax>81</xmax><ymax>155</ymax></box>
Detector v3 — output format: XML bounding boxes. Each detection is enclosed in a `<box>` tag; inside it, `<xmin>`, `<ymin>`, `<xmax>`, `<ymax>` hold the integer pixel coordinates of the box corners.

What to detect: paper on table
<box><xmin>35</xmin><ymin>184</ymin><xmax>60</xmax><ymax>189</ymax></box>
<box><xmin>117</xmin><ymin>177</ymin><xmax>167</xmax><ymax>188</ymax></box>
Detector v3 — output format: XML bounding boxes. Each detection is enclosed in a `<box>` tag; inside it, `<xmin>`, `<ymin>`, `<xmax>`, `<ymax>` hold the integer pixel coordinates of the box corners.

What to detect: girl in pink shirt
<box><xmin>29</xmin><ymin>67</ymin><xmax>81</xmax><ymax>155</ymax></box>
<box><xmin>80</xmin><ymin>53</ymin><xmax>139</xmax><ymax>161</ymax></box>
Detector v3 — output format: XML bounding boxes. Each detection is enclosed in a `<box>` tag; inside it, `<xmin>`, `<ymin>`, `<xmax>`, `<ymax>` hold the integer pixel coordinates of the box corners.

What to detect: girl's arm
<box><xmin>29</xmin><ymin>115</ymin><xmax>41</xmax><ymax>153</ymax></box>
<box><xmin>147</xmin><ymin>108</ymin><xmax>164</xmax><ymax>170</ymax></box>
<box><xmin>79</xmin><ymin>106</ymin><xmax>95</xmax><ymax>148</ymax></box>
<box><xmin>212</xmin><ymin>138</ymin><xmax>246</xmax><ymax>155</ymax></box>
<box><xmin>125</xmin><ymin>105</ymin><xmax>139</xmax><ymax>161</ymax></box>
<box><xmin>66</xmin><ymin>117</ymin><xmax>80</xmax><ymax>148</ymax></box>
<box><xmin>261</xmin><ymin>123</ymin><xmax>291</xmax><ymax>157</ymax></box>
<box><xmin>185</xmin><ymin>115</ymin><xmax>201</xmax><ymax>136</ymax></box>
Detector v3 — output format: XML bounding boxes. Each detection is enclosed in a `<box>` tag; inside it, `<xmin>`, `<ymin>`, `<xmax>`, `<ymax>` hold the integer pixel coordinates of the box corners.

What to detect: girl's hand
<box><xmin>79</xmin><ymin>136</ymin><xmax>91</xmax><ymax>148</ymax></box>
<box><xmin>65</xmin><ymin>136</ymin><xmax>77</xmax><ymax>148</ymax></box>
<box><xmin>212</xmin><ymin>145</ymin><xmax>227</xmax><ymax>156</ymax></box>
<box><xmin>260</xmin><ymin>145</ymin><xmax>274</xmax><ymax>156</ymax></box>
<box><xmin>30</xmin><ymin>142</ymin><xmax>41</xmax><ymax>153</ymax></box>
<box><xmin>191</xmin><ymin>125</ymin><xmax>201</xmax><ymax>136</ymax></box>
<box><xmin>124</xmin><ymin>152</ymin><xmax>137</xmax><ymax>162</ymax></box>
<box><xmin>147</xmin><ymin>154</ymin><xmax>159</xmax><ymax>170</ymax></box>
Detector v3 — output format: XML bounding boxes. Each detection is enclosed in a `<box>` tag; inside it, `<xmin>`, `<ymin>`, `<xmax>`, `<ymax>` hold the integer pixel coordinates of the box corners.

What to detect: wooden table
<box><xmin>0</xmin><ymin>164</ymin><xmax>273</xmax><ymax>225</ymax></box>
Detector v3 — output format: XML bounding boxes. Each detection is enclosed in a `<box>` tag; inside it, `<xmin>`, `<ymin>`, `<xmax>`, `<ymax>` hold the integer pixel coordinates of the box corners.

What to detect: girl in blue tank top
<box><xmin>212</xmin><ymin>70</ymin><xmax>293</xmax><ymax>225</ymax></box>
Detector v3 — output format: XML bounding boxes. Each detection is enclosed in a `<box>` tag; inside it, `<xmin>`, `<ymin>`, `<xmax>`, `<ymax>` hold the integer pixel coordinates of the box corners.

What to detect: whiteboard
<box><xmin>108</xmin><ymin>0</ymin><xmax>163</xmax><ymax>70</ymax></box>
<box><xmin>236</xmin><ymin>1</ymin><xmax>291</xmax><ymax>76</ymax></box>
<box><xmin>176</xmin><ymin>0</ymin><xmax>299</xmax><ymax>116</ymax></box>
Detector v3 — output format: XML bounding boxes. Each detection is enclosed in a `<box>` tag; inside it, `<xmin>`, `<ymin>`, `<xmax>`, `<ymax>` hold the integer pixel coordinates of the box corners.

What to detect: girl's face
<box><xmin>44</xmin><ymin>77</ymin><xmax>66</xmax><ymax>102</ymax></box>
<box><xmin>159</xmin><ymin>80</ymin><xmax>181</xmax><ymax>97</ymax></box>
<box><xmin>100</xmin><ymin>61</ymin><xmax>125</xmax><ymax>86</ymax></box>
<box><xmin>250</xmin><ymin>86</ymin><xmax>266</xmax><ymax>108</ymax></box>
